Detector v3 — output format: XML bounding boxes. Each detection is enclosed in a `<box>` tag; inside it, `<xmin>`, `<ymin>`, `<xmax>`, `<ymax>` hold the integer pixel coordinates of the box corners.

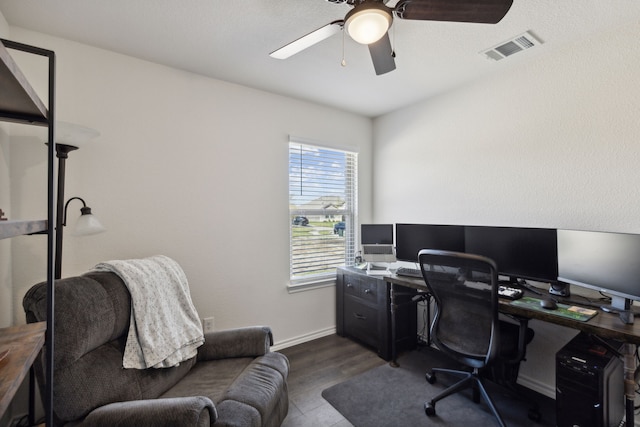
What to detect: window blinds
<box><xmin>289</xmin><ymin>141</ymin><xmax>357</xmax><ymax>282</ymax></box>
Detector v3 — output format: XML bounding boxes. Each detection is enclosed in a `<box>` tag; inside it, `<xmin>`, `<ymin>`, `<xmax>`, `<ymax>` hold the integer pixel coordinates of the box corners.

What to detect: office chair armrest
<box><xmin>80</xmin><ymin>397</ymin><xmax>216</xmax><ymax>427</ymax></box>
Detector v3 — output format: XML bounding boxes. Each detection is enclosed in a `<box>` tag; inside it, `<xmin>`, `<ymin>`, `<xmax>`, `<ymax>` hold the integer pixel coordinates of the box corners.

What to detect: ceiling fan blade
<box><xmin>368</xmin><ymin>32</ymin><xmax>396</xmax><ymax>76</ymax></box>
<box><xmin>395</xmin><ymin>0</ymin><xmax>513</xmax><ymax>24</ymax></box>
<box><xmin>270</xmin><ymin>20</ymin><xmax>344</xmax><ymax>59</ymax></box>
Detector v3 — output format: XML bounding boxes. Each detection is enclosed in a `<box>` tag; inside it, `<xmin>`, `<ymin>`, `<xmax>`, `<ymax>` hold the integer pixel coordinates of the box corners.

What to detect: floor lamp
<box><xmin>53</xmin><ymin>123</ymin><xmax>104</xmax><ymax>279</ymax></box>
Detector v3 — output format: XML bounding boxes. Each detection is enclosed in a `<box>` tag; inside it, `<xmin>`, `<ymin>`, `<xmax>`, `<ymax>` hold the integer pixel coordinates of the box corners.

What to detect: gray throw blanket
<box><xmin>95</xmin><ymin>255</ymin><xmax>204</xmax><ymax>369</ymax></box>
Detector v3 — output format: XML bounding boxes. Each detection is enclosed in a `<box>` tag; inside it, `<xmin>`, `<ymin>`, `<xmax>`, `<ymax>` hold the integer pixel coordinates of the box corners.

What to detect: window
<box><xmin>289</xmin><ymin>139</ymin><xmax>357</xmax><ymax>285</ymax></box>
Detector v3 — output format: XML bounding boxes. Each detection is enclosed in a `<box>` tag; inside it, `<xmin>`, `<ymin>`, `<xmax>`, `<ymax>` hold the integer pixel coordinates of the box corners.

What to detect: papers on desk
<box><xmin>366</xmin><ymin>269</ymin><xmax>391</xmax><ymax>276</ymax></box>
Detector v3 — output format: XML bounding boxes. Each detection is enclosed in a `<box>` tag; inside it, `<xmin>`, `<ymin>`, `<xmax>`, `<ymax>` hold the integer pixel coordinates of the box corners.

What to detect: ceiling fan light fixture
<box><xmin>345</xmin><ymin>2</ymin><xmax>393</xmax><ymax>45</ymax></box>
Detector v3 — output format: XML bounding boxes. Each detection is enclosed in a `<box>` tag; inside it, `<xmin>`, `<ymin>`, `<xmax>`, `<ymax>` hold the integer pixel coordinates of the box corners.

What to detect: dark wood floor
<box><xmin>279</xmin><ymin>334</ymin><xmax>386</xmax><ymax>427</ymax></box>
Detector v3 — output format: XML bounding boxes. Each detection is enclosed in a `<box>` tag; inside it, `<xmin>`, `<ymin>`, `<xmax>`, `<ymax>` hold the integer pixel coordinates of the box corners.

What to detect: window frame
<box><xmin>288</xmin><ymin>137</ymin><xmax>358</xmax><ymax>289</ymax></box>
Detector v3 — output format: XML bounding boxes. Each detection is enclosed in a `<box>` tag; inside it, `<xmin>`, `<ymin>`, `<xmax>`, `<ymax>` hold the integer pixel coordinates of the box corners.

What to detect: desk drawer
<box><xmin>359</xmin><ymin>278</ymin><xmax>381</xmax><ymax>303</ymax></box>
<box><xmin>344</xmin><ymin>298</ymin><xmax>379</xmax><ymax>349</ymax></box>
<box><xmin>343</xmin><ymin>274</ymin><xmax>382</xmax><ymax>302</ymax></box>
<box><xmin>343</xmin><ymin>275</ymin><xmax>361</xmax><ymax>297</ymax></box>
<box><xmin>337</xmin><ymin>268</ymin><xmax>419</xmax><ymax>362</ymax></box>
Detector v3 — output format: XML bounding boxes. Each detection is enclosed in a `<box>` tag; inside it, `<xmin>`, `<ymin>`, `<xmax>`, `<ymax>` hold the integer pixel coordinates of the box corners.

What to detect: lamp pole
<box><xmin>54</xmin><ymin>143</ymin><xmax>78</xmax><ymax>279</ymax></box>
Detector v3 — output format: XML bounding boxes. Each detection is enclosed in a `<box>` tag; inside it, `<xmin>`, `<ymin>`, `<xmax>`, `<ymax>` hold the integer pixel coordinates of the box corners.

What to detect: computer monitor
<box><xmin>361</xmin><ymin>224</ymin><xmax>393</xmax><ymax>244</ymax></box>
<box><xmin>464</xmin><ymin>226</ymin><xmax>558</xmax><ymax>284</ymax></box>
<box><xmin>395</xmin><ymin>224</ymin><xmax>465</xmax><ymax>263</ymax></box>
<box><xmin>558</xmin><ymin>229</ymin><xmax>640</xmax><ymax>323</ymax></box>
<box><xmin>360</xmin><ymin>224</ymin><xmax>395</xmax><ymax>265</ymax></box>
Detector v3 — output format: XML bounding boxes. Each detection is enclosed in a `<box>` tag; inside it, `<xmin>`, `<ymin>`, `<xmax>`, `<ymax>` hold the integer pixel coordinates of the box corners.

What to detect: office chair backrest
<box><xmin>418</xmin><ymin>249</ymin><xmax>500</xmax><ymax>369</ymax></box>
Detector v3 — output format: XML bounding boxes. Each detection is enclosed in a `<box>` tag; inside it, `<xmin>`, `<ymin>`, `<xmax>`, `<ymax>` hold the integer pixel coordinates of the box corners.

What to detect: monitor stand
<box><xmin>514</xmin><ymin>278</ymin><xmax>544</xmax><ymax>296</ymax></box>
<box><xmin>366</xmin><ymin>262</ymin><xmax>391</xmax><ymax>276</ymax></box>
<box><xmin>601</xmin><ymin>296</ymin><xmax>634</xmax><ymax>325</ymax></box>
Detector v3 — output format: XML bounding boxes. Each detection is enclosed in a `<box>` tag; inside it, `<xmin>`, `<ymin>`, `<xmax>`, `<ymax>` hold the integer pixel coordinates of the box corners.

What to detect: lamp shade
<box><xmin>345</xmin><ymin>3</ymin><xmax>392</xmax><ymax>45</ymax></box>
<box><xmin>56</xmin><ymin>121</ymin><xmax>100</xmax><ymax>148</ymax></box>
<box><xmin>71</xmin><ymin>207</ymin><xmax>106</xmax><ymax>236</ymax></box>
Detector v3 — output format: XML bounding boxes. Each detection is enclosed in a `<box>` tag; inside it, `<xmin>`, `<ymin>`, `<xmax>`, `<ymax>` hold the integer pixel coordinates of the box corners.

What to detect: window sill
<box><xmin>287</xmin><ymin>277</ymin><xmax>336</xmax><ymax>293</ymax></box>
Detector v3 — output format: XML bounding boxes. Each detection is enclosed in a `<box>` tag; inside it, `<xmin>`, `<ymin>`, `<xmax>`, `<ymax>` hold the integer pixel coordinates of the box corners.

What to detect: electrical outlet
<box><xmin>202</xmin><ymin>317</ymin><xmax>215</xmax><ymax>333</ymax></box>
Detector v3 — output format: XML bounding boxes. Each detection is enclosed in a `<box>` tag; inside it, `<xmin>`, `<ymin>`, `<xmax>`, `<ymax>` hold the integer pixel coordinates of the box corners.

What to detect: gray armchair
<box><xmin>23</xmin><ymin>270</ymin><xmax>289</xmax><ymax>427</ymax></box>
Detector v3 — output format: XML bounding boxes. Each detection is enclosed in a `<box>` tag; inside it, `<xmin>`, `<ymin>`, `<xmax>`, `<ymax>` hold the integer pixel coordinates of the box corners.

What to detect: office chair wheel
<box><xmin>424</xmin><ymin>401</ymin><xmax>436</xmax><ymax>416</ymax></box>
<box><xmin>425</xmin><ymin>371</ymin><xmax>436</xmax><ymax>384</ymax></box>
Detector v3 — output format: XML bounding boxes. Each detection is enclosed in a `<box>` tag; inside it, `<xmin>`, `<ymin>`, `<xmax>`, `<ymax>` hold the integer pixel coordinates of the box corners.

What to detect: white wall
<box><xmin>373</xmin><ymin>19</ymin><xmax>640</xmax><ymax>396</ymax></box>
<box><xmin>5</xmin><ymin>27</ymin><xmax>373</xmax><ymax>347</ymax></box>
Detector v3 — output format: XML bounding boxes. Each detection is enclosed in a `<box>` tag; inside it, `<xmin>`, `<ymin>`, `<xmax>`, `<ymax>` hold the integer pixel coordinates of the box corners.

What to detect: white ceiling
<box><xmin>1</xmin><ymin>0</ymin><xmax>639</xmax><ymax>117</ymax></box>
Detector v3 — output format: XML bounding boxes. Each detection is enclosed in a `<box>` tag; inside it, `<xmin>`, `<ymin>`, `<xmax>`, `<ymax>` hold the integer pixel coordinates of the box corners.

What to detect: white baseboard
<box><xmin>271</xmin><ymin>327</ymin><xmax>336</xmax><ymax>351</ymax></box>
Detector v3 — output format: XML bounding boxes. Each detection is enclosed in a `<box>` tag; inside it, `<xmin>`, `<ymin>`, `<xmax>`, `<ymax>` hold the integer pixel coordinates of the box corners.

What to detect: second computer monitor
<box><xmin>395</xmin><ymin>224</ymin><xmax>465</xmax><ymax>263</ymax></box>
<box><xmin>557</xmin><ymin>229</ymin><xmax>640</xmax><ymax>305</ymax></box>
<box><xmin>361</xmin><ymin>224</ymin><xmax>393</xmax><ymax>244</ymax></box>
<box><xmin>464</xmin><ymin>226</ymin><xmax>558</xmax><ymax>284</ymax></box>
<box><xmin>360</xmin><ymin>224</ymin><xmax>395</xmax><ymax>263</ymax></box>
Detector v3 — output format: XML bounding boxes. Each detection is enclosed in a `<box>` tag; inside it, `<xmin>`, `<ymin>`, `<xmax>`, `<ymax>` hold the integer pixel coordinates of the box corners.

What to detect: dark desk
<box><xmin>386</xmin><ymin>273</ymin><xmax>640</xmax><ymax>425</ymax></box>
<box><xmin>336</xmin><ymin>267</ymin><xmax>418</xmax><ymax>361</ymax></box>
<box><xmin>388</xmin><ymin>273</ymin><xmax>640</xmax><ymax>344</ymax></box>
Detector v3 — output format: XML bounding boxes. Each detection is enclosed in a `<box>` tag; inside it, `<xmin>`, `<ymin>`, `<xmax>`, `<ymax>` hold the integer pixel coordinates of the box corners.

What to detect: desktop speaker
<box><xmin>556</xmin><ymin>332</ymin><xmax>624</xmax><ymax>427</ymax></box>
<box><xmin>549</xmin><ymin>282</ymin><xmax>570</xmax><ymax>297</ymax></box>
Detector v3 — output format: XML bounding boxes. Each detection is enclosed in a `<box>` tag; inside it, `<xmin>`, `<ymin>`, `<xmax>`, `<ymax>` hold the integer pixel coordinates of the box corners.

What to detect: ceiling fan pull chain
<box><xmin>341</xmin><ymin>27</ymin><xmax>347</xmax><ymax>67</ymax></box>
<box><xmin>391</xmin><ymin>20</ymin><xmax>396</xmax><ymax>58</ymax></box>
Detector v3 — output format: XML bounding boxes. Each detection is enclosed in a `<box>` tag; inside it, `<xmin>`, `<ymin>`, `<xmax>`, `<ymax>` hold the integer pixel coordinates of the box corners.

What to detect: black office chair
<box><xmin>418</xmin><ymin>249</ymin><xmax>534</xmax><ymax>427</ymax></box>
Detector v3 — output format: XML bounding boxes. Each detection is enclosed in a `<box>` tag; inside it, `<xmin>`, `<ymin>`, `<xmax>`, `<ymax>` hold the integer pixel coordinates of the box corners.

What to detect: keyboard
<box><xmin>498</xmin><ymin>285</ymin><xmax>524</xmax><ymax>300</ymax></box>
<box><xmin>395</xmin><ymin>267</ymin><xmax>422</xmax><ymax>278</ymax></box>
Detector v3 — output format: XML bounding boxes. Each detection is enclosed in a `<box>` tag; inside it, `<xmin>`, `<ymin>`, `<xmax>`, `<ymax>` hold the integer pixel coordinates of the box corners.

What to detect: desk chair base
<box><xmin>424</xmin><ymin>367</ymin><xmax>506</xmax><ymax>427</ymax></box>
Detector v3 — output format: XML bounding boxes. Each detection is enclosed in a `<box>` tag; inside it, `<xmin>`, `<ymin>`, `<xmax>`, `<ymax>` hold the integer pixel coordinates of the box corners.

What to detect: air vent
<box><xmin>481</xmin><ymin>31</ymin><xmax>543</xmax><ymax>61</ymax></box>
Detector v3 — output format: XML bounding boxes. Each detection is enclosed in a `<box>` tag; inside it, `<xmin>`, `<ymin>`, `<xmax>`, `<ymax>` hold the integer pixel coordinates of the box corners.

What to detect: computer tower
<box><xmin>556</xmin><ymin>332</ymin><xmax>624</xmax><ymax>427</ymax></box>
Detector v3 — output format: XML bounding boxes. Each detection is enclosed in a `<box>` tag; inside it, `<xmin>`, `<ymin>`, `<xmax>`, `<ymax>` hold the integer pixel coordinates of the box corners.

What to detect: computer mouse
<box><xmin>540</xmin><ymin>298</ymin><xmax>558</xmax><ymax>310</ymax></box>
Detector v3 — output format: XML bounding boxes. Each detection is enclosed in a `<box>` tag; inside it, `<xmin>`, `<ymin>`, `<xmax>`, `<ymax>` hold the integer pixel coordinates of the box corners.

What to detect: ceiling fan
<box><xmin>270</xmin><ymin>0</ymin><xmax>514</xmax><ymax>75</ymax></box>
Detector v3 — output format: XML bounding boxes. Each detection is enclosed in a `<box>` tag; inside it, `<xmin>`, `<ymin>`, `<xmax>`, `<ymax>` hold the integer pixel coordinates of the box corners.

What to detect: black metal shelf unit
<box><xmin>0</xmin><ymin>38</ymin><xmax>55</xmax><ymax>426</ymax></box>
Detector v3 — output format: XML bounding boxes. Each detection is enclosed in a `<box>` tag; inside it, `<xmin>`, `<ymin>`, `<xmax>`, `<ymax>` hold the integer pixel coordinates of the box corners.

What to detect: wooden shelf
<box><xmin>0</xmin><ymin>220</ymin><xmax>47</xmax><ymax>240</ymax></box>
<box><xmin>0</xmin><ymin>40</ymin><xmax>48</xmax><ymax>125</ymax></box>
<box><xmin>0</xmin><ymin>322</ymin><xmax>46</xmax><ymax>419</ymax></box>
<box><xmin>1</xmin><ymin>37</ymin><xmax>56</xmax><ymax>426</ymax></box>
